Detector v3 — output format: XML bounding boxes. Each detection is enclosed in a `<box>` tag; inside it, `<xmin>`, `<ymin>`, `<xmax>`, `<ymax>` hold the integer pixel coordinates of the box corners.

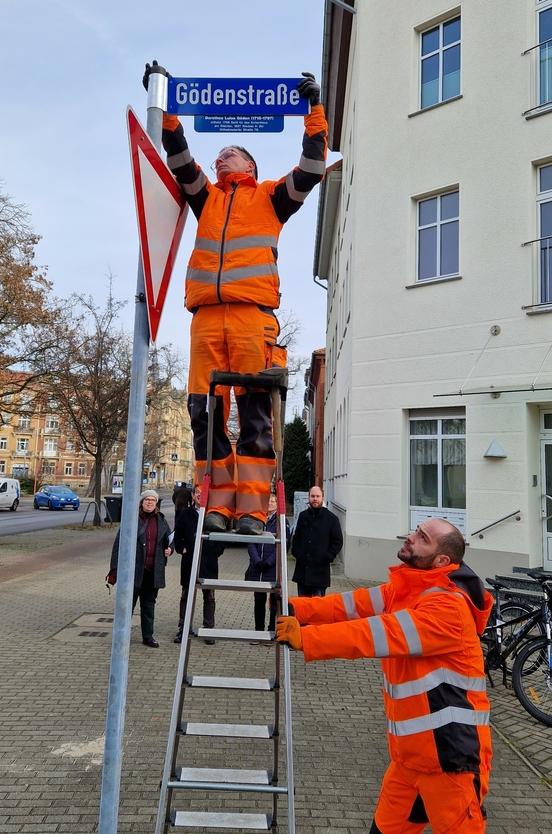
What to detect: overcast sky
<box><xmin>3</xmin><ymin>0</ymin><xmax>335</xmax><ymax>416</ymax></box>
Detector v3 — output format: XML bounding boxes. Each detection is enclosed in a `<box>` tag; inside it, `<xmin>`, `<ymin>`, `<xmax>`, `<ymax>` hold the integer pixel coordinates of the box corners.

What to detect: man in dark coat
<box><xmin>110</xmin><ymin>489</ymin><xmax>172</xmax><ymax>648</ymax></box>
<box><xmin>291</xmin><ymin>485</ymin><xmax>343</xmax><ymax>597</ymax></box>
<box><xmin>173</xmin><ymin>484</ymin><xmax>224</xmax><ymax>645</ymax></box>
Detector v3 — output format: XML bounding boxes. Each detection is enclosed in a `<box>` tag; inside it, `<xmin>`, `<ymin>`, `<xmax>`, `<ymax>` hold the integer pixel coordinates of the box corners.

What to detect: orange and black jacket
<box><xmin>291</xmin><ymin>562</ymin><xmax>493</xmax><ymax>775</ymax></box>
<box><xmin>161</xmin><ymin>106</ymin><xmax>328</xmax><ymax>311</ymax></box>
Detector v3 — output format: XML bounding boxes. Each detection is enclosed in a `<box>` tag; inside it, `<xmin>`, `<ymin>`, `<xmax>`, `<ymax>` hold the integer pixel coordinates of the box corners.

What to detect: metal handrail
<box><xmin>522</xmin><ymin>37</ymin><xmax>552</xmax><ymax>56</ymax></box>
<box><xmin>81</xmin><ymin>499</ymin><xmax>108</xmax><ymax>526</ymax></box>
<box><xmin>471</xmin><ymin>510</ymin><xmax>521</xmax><ymax>539</ymax></box>
<box><xmin>521</xmin><ymin>234</ymin><xmax>552</xmax><ymax>247</ymax></box>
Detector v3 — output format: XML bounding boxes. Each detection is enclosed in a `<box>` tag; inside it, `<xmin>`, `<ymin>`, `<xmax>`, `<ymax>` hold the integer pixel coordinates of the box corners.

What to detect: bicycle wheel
<box><xmin>497</xmin><ymin>602</ymin><xmax>543</xmax><ymax>671</ymax></box>
<box><xmin>511</xmin><ymin>637</ymin><xmax>552</xmax><ymax>727</ymax></box>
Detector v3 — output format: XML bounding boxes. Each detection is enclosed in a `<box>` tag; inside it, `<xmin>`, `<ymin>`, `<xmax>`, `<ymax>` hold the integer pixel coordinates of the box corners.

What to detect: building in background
<box><xmin>314</xmin><ymin>0</ymin><xmax>552</xmax><ymax>580</ymax></box>
<box><xmin>142</xmin><ymin>387</ymin><xmax>193</xmax><ymax>489</ymax></box>
<box><xmin>303</xmin><ymin>348</ymin><xmax>326</xmax><ymax>486</ymax></box>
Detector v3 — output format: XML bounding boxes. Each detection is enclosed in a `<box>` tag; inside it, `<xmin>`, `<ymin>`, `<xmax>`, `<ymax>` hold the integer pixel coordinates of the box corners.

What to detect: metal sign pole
<box><xmin>98</xmin><ymin>65</ymin><xmax>168</xmax><ymax>834</ymax></box>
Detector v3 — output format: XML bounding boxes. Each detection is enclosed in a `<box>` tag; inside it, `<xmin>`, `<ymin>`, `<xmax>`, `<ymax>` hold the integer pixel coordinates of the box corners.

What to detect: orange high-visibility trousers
<box><xmin>188</xmin><ymin>303</ymin><xmax>285</xmax><ymax>521</ymax></box>
<box><xmin>371</xmin><ymin>762</ymin><xmax>488</xmax><ymax>834</ymax></box>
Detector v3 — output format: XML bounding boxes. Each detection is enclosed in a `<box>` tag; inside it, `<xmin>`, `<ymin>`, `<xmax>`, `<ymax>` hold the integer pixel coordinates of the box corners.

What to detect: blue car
<box><xmin>33</xmin><ymin>484</ymin><xmax>80</xmax><ymax>511</ymax></box>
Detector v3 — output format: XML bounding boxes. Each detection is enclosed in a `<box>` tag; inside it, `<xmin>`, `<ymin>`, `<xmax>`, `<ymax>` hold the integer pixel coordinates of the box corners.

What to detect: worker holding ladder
<box><xmin>143</xmin><ymin>61</ymin><xmax>328</xmax><ymax>535</ymax></box>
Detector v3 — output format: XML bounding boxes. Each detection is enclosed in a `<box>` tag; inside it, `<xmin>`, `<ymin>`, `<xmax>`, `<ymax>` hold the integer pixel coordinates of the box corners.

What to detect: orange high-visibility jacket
<box><xmin>162</xmin><ymin>106</ymin><xmax>328</xmax><ymax>310</ymax></box>
<box><xmin>292</xmin><ymin>562</ymin><xmax>493</xmax><ymax>775</ymax></box>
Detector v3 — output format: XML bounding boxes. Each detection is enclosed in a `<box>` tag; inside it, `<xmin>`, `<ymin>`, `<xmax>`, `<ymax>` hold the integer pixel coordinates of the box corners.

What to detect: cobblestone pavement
<box><xmin>0</xmin><ymin>529</ymin><xmax>551</xmax><ymax>833</ymax></box>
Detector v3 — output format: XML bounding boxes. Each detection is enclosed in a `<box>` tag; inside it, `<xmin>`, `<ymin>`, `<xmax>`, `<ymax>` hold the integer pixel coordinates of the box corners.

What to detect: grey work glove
<box><xmin>297</xmin><ymin>71</ymin><xmax>320</xmax><ymax>106</ymax></box>
<box><xmin>142</xmin><ymin>59</ymin><xmax>170</xmax><ymax>90</ymax></box>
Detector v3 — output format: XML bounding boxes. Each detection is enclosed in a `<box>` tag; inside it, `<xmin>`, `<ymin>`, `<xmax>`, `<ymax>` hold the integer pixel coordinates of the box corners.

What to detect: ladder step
<box><xmin>180</xmin><ymin>722</ymin><xmax>274</xmax><ymax>739</ymax></box>
<box><xmin>199</xmin><ymin>578</ymin><xmax>277</xmax><ymax>592</ymax></box>
<box><xmin>176</xmin><ymin>766</ymin><xmax>271</xmax><ymax>784</ymax></box>
<box><xmin>172</xmin><ymin>811</ymin><xmax>272</xmax><ymax>830</ymax></box>
<box><xmin>195</xmin><ymin>628</ymin><xmax>275</xmax><ymax>642</ymax></box>
<box><xmin>186</xmin><ymin>675</ymin><xmax>275</xmax><ymax>691</ymax></box>
<box><xmin>205</xmin><ymin>532</ymin><xmax>278</xmax><ymax>545</ymax></box>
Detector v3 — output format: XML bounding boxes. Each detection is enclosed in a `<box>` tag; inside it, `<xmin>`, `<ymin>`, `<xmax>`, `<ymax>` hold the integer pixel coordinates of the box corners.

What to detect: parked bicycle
<box><xmin>481</xmin><ymin>570</ymin><xmax>552</xmax><ymax>726</ymax></box>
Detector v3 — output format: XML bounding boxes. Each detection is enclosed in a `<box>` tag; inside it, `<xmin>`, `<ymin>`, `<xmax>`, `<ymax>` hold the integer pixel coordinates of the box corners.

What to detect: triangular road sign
<box><xmin>127</xmin><ymin>106</ymin><xmax>188</xmax><ymax>342</ymax></box>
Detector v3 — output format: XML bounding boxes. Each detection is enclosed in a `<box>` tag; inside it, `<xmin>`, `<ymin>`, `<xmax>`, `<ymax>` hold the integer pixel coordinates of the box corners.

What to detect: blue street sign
<box><xmin>194</xmin><ymin>115</ymin><xmax>284</xmax><ymax>133</ymax></box>
<box><xmin>167</xmin><ymin>77</ymin><xmax>309</xmax><ymax>117</ymax></box>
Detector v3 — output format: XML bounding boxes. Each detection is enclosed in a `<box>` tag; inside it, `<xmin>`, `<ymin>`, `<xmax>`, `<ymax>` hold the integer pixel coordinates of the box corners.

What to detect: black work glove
<box><xmin>297</xmin><ymin>71</ymin><xmax>320</xmax><ymax>106</ymax></box>
<box><xmin>142</xmin><ymin>59</ymin><xmax>170</xmax><ymax>91</ymax></box>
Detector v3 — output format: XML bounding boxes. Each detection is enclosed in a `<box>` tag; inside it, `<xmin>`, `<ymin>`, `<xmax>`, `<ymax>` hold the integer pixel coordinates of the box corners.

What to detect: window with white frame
<box><xmin>66</xmin><ymin>439</ymin><xmax>75</xmax><ymax>452</ymax></box>
<box><xmin>409</xmin><ymin>413</ymin><xmax>466</xmax><ymax>531</ymax></box>
<box><xmin>16</xmin><ymin>438</ymin><xmax>29</xmax><ymax>452</ymax></box>
<box><xmin>417</xmin><ymin>190</ymin><xmax>459</xmax><ymax>281</ymax></box>
<box><xmin>18</xmin><ymin>415</ymin><xmax>31</xmax><ymax>429</ymax></box>
<box><xmin>0</xmin><ymin>461</ymin><xmax>5</xmax><ymax>473</ymax></box>
<box><xmin>538</xmin><ymin>1</ymin><xmax>552</xmax><ymax>106</ymax></box>
<box><xmin>44</xmin><ymin>438</ymin><xmax>58</xmax><ymax>454</ymax></box>
<box><xmin>42</xmin><ymin>461</ymin><xmax>55</xmax><ymax>475</ymax></box>
<box><xmin>45</xmin><ymin>416</ymin><xmax>59</xmax><ymax>431</ymax></box>
<box><xmin>78</xmin><ymin>463</ymin><xmax>86</xmax><ymax>476</ymax></box>
<box><xmin>420</xmin><ymin>16</ymin><xmax>461</xmax><ymax>109</ymax></box>
<box><xmin>538</xmin><ymin>163</ymin><xmax>552</xmax><ymax>302</ymax></box>
<box><xmin>64</xmin><ymin>462</ymin><xmax>73</xmax><ymax>476</ymax></box>
<box><xmin>0</xmin><ymin>437</ymin><xmax>6</xmax><ymax>450</ymax></box>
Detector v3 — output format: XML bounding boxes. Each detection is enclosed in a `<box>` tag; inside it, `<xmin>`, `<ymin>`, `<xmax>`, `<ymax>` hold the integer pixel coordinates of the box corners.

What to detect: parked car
<box><xmin>34</xmin><ymin>485</ymin><xmax>80</xmax><ymax>511</ymax></box>
<box><xmin>0</xmin><ymin>477</ymin><xmax>20</xmax><ymax>511</ymax></box>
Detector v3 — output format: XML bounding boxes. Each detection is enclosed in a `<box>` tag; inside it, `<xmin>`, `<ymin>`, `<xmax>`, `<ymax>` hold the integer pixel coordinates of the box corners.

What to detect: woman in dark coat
<box><xmin>246</xmin><ymin>494</ymin><xmax>290</xmax><ymax>634</ymax></box>
<box><xmin>110</xmin><ymin>489</ymin><xmax>172</xmax><ymax>648</ymax></box>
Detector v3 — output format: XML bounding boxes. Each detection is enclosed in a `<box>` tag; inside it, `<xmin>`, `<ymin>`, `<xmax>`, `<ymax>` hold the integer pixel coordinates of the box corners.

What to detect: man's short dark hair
<box><xmin>437</xmin><ymin>529</ymin><xmax>465</xmax><ymax>564</ymax></box>
<box><xmin>231</xmin><ymin>146</ymin><xmax>258</xmax><ymax>179</ymax></box>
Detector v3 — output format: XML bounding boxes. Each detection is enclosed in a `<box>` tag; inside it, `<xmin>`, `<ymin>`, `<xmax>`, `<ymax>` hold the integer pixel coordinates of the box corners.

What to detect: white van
<box><xmin>0</xmin><ymin>478</ymin><xmax>20</xmax><ymax>511</ymax></box>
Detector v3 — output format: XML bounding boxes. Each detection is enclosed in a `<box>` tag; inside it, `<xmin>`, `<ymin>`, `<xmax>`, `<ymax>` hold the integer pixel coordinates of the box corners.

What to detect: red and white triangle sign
<box><xmin>127</xmin><ymin>106</ymin><xmax>188</xmax><ymax>343</ymax></box>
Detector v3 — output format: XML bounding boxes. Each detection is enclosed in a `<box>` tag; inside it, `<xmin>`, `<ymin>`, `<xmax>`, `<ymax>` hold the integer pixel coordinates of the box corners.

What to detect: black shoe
<box><xmin>204</xmin><ymin>638</ymin><xmax>215</xmax><ymax>645</ymax></box>
<box><xmin>143</xmin><ymin>637</ymin><xmax>159</xmax><ymax>648</ymax></box>
<box><xmin>235</xmin><ymin>515</ymin><xmax>264</xmax><ymax>535</ymax></box>
<box><xmin>204</xmin><ymin>512</ymin><xmax>229</xmax><ymax>533</ymax></box>
<box><xmin>173</xmin><ymin>629</ymin><xmax>183</xmax><ymax>644</ymax></box>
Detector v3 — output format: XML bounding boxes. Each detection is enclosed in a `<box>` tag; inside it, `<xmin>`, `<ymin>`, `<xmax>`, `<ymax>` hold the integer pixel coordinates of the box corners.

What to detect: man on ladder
<box><xmin>143</xmin><ymin>61</ymin><xmax>328</xmax><ymax>534</ymax></box>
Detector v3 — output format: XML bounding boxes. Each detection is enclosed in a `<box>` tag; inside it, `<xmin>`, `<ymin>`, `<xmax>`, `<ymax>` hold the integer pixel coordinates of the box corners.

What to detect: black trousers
<box><xmin>132</xmin><ymin>569</ymin><xmax>158</xmax><ymax>640</ymax></box>
<box><xmin>254</xmin><ymin>591</ymin><xmax>278</xmax><ymax>632</ymax></box>
<box><xmin>296</xmin><ymin>583</ymin><xmax>326</xmax><ymax>598</ymax></box>
<box><xmin>179</xmin><ymin>585</ymin><xmax>215</xmax><ymax>629</ymax></box>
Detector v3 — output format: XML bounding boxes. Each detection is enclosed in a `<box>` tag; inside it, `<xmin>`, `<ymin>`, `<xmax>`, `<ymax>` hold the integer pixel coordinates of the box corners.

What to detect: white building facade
<box><xmin>316</xmin><ymin>0</ymin><xmax>552</xmax><ymax>581</ymax></box>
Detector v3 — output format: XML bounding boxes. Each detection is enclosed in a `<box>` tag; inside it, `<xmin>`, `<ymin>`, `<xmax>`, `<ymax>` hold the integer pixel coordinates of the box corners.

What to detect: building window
<box><xmin>420</xmin><ymin>16</ymin><xmax>461</xmax><ymax>109</ymax></box>
<box><xmin>0</xmin><ymin>437</ymin><xmax>6</xmax><ymax>450</ymax></box>
<box><xmin>410</xmin><ymin>415</ymin><xmax>466</xmax><ymax>531</ymax></box>
<box><xmin>44</xmin><ymin>438</ymin><xmax>58</xmax><ymax>455</ymax></box>
<box><xmin>16</xmin><ymin>438</ymin><xmax>29</xmax><ymax>452</ymax></box>
<box><xmin>538</xmin><ymin>163</ymin><xmax>552</xmax><ymax>302</ymax></box>
<box><xmin>0</xmin><ymin>461</ymin><xmax>5</xmax><ymax>474</ymax></box>
<box><xmin>64</xmin><ymin>462</ymin><xmax>73</xmax><ymax>476</ymax></box>
<box><xmin>417</xmin><ymin>190</ymin><xmax>459</xmax><ymax>281</ymax></box>
<box><xmin>18</xmin><ymin>415</ymin><xmax>31</xmax><ymax>429</ymax></box>
<box><xmin>42</xmin><ymin>461</ymin><xmax>55</xmax><ymax>475</ymax></box>
<box><xmin>45</xmin><ymin>416</ymin><xmax>59</xmax><ymax>431</ymax></box>
<box><xmin>539</xmin><ymin>3</ymin><xmax>552</xmax><ymax>106</ymax></box>
<box><xmin>78</xmin><ymin>463</ymin><xmax>86</xmax><ymax>477</ymax></box>
<box><xmin>66</xmin><ymin>439</ymin><xmax>75</xmax><ymax>452</ymax></box>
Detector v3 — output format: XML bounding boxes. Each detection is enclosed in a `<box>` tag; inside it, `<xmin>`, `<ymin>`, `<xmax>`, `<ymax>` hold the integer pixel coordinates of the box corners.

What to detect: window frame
<box><xmin>16</xmin><ymin>438</ymin><xmax>29</xmax><ymax>452</ymax></box>
<box><xmin>419</xmin><ymin>15</ymin><xmax>461</xmax><ymax>110</ymax></box>
<box><xmin>416</xmin><ymin>189</ymin><xmax>460</xmax><ymax>282</ymax></box>
<box><xmin>537</xmin><ymin>163</ymin><xmax>552</xmax><ymax>303</ymax></box>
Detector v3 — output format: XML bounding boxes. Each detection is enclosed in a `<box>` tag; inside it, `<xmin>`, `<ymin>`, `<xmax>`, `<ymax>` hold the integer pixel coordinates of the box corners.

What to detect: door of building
<box><xmin>540</xmin><ymin>438</ymin><xmax>552</xmax><ymax>571</ymax></box>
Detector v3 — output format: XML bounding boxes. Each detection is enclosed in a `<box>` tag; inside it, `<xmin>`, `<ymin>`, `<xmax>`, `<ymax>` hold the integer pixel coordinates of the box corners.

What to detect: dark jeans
<box><xmin>296</xmin><ymin>584</ymin><xmax>326</xmax><ymax>598</ymax></box>
<box><xmin>132</xmin><ymin>569</ymin><xmax>158</xmax><ymax>640</ymax></box>
<box><xmin>254</xmin><ymin>591</ymin><xmax>278</xmax><ymax>632</ymax></box>
<box><xmin>179</xmin><ymin>585</ymin><xmax>215</xmax><ymax>629</ymax></box>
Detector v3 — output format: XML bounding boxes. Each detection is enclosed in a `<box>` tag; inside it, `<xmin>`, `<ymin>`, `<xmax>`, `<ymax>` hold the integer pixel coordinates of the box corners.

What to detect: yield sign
<box><xmin>127</xmin><ymin>106</ymin><xmax>188</xmax><ymax>342</ymax></box>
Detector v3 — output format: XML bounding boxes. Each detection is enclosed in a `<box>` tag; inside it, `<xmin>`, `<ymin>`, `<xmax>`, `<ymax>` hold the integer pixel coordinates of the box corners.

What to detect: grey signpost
<box><xmin>98</xmin><ymin>65</ymin><xmax>168</xmax><ymax>834</ymax></box>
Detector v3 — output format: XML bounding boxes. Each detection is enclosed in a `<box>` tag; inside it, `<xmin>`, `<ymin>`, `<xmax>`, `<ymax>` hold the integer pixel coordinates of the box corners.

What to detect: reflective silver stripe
<box><xmin>224</xmin><ymin>235</ymin><xmax>278</xmax><ymax>252</ymax></box>
<box><xmin>220</xmin><ymin>263</ymin><xmax>278</xmax><ymax>284</ymax></box>
<box><xmin>420</xmin><ymin>586</ymin><xmax>464</xmax><ymax>599</ymax></box>
<box><xmin>394</xmin><ymin>610</ymin><xmax>422</xmax><ymax>655</ymax></box>
<box><xmin>341</xmin><ymin>591</ymin><xmax>359</xmax><ymax>620</ymax></box>
<box><xmin>183</xmin><ymin>171</ymin><xmax>207</xmax><ymax>196</ymax></box>
<box><xmin>167</xmin><ymin>149</ymin><xmax>192</xmax><ymax>169</ymax></box>
<box><xmin>299</xmin><ymin>155</ymin><xmax>326</xmax><ymax>175</ymax></box>
<box><xmin>285</xmin><ymin>172</ymin><xmax>308</xmax><ymax>203</ymax></box>
<box><xmin>368</xmin><ymin>586</ymin><xmax>385</xmax><ymax>614</ymax></box>
<box><xmin>367</xmin><ymin>616</ymin><xmax>389</xmax><ymax>657</ymax></box>
<box><xmin>194</xmin><ymin>238</ymin><xmax>221</xmax><ymax>254</ymax></box>
<box><xmin>388</xmin><ymin>707</ymin><xmax>490</xmax><ymax>737</ymax></box>
<box><xmin>383</xmin><ymin>668</ymin><xmax>487</xmax><ymax>699</ymax></box>
<box><xmin>187</xmin><ymin>262</ymin><xmax>278</xmax><ymax>286</ymax></box>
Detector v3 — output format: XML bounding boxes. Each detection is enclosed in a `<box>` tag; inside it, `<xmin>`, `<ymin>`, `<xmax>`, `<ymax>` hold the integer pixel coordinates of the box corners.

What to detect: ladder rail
<box><xmin>154</xmin><ymin>501</ymin><xmax>207</xmax><ymax>834</ymax></box>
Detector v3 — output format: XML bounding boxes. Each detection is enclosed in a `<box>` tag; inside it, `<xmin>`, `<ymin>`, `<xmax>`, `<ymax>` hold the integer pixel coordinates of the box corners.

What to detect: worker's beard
<box><xmin>397</xmin><ymin>541</ymin><xmax>438</xmax><ymax>570</ymax></box>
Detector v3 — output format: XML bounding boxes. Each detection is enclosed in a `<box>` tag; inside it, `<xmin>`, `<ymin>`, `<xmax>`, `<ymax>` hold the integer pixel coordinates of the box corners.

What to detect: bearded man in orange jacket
<box><xmin>277</xmin><ymin>518</ymin><xmax>493</xmax><ymax>834</ymax></box>
<box><xmin>143</xmin><ymin>62</ymin><xmax>328</xmax><ymax>536</ymax></box>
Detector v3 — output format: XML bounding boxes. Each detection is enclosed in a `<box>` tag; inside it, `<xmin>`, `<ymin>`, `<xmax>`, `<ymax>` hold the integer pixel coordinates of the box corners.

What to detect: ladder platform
<box><xmin>180</xmin><ymin>722</ymin><xmax>274</xmax><ymax>739</ymax></box>
<box><xmin>199</xmin><ymin>578</ymin><xmax>277</xmax><ymax>593</ymax></box>
<box><xmin>171</xmin><ymin>810</ymin><xmax>272</xmax><ymax>830</ymax></box>
<box><xmin>204</xmin><ymin>532</ymin><xmax>278</xmax><ymax>545</ymax></box>
<box><xmin>186</xmin><ymin>675</ymin><xmax>275</xmax><ymax>691</ymax></box>
<box><xmin>195</xmin><ymin>628</ymin><xmax>275</xmax><ymax>642</ymax></box>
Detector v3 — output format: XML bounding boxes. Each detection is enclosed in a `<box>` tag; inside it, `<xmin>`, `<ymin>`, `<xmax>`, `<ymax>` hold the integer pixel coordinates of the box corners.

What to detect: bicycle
<box><xmin>481</xmin><ymin>575</ymin><xmax>544</xmax><ymax>685</ymax></box>
<box><xmin>511</xmin><ymin>571</ymin><xmax>552</xmax><ymax>727</ymax></box>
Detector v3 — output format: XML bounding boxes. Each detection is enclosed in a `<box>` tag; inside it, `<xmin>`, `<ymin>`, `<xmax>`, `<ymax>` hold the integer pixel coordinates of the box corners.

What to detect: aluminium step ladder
<box><xmin>155</xmin><ymin>368</ymin><xmax>295</xmax><ymax>834</ymax></box>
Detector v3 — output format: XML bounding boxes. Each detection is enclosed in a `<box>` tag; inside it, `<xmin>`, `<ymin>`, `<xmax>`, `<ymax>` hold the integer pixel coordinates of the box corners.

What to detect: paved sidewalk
<box><xmin>0</xmin><ymin>530</ymin><xmax>551</xmax><ymax>833</ymax></box>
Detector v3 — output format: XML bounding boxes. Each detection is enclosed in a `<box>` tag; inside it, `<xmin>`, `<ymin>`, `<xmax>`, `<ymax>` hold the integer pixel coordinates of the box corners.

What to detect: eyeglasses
<box><xmin>210</xmin><ymin>148</ymin><xmax>243</xmax><ymax>173</ymax></box>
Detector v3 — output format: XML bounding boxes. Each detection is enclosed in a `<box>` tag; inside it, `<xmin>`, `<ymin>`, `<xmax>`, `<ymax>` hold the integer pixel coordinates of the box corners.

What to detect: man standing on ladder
<box><xmin>143</xmin><ymin>61</ymin><xmax>327</xmax><ymax>535</ymax></box>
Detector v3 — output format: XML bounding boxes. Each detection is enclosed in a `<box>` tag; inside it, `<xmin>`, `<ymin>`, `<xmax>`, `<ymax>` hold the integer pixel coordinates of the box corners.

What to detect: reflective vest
<box><xmin>292</xmin><ymin>562</ymin><xmax>493</xmax><ymax>775</ymax></box>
